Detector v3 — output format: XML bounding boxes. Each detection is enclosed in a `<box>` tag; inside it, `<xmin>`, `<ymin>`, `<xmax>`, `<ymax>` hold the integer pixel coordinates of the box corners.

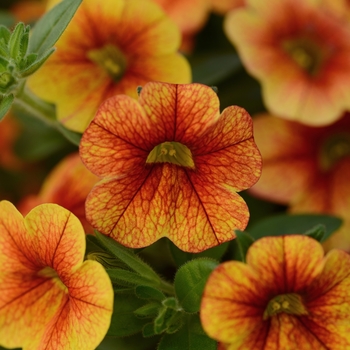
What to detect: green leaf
<box><xmin>142</xmin><ymin>322</ymin><xmax>156</xmax><ymax>338</ymax></box>
<box><xmin>0</xmin><ymin>93</ymin><xmax>13</xmax><ymax>121</ymax></box>
<box><xmin>134</xmin><ymin>302</ymin><xmax>160</xmax><ymax>318</ymax></box>
<box><xmin>248</xmin><ymin>213</ymin><xmax>343</xmax><ymax>242</ymax></box>
<box><xmin>107</xmin><ymin>292</ymin><xmax>148</xmax><ymax>337</ymax></box>
<box><xmin>158</xmin><ymin>314</ymin><xmax>217</xmax><ymax>350</ymax></box>
<box><xmin>8</xmin><ymin>22</ymin><xmax>25</xmax><ymax>61</ymax></box>
<box><xmin>19</xmin><ymin>48</ymin><xmax>55</xmax><ymax>77</ymax></box>
<box><xmin>174</xmin><ymin>258</ymin><xmax>218</xmax><ymax>313</ymax></box>
<box><xmin>0</xmin><ymin>25</ymin><xmax>11</xmax><ymax>44</ymax></box>
<box><xmin>28</xmin><ymin>0</ymin><xmax>82</xmax><ymax>57</ymax></box>
<box><xmin>169</xmin><ymin>241</ymin><xmax>229</xmax><ymax>267</ymax></box>
<box><xmin>135</xmin><ymin>285</ymin><xmax>166</xmax><ymax>301</ymax></box>
<box><xmin>18</xmin><ymin>26</ymin><xmax>30</xmax><ymax>60</ymax></box>
<box><xmin>162</xmin><ymin>297</ymin><xmax>179</xmax><ymax>311</ymax></box>
<box><xmin>107</xmin><ymin>269</ymin><xmax>157</xmax><ymax>288</ymax></box>
<box><xmin>231</xmin><ymin>230</ymin><xmax>255</xmax><ymax>262</ymax></box>
<box><xmin>304</xmin><ymin>224</ymin><xmax>326</xmax><ymax>242</ymax></box>
<box><xmin>95</xmin><ymin>232</ymin><xmax>161</xmax><ymax>282</ymax></box>
<box><xmin>191</xmin><ymin>52</ymin><xmax>242</xmax><ymax>85</ymax></box>
<box><xmin>154</xmin><ymin>307</ymin><xmax>173</xmax><ymax>334</ymax></box>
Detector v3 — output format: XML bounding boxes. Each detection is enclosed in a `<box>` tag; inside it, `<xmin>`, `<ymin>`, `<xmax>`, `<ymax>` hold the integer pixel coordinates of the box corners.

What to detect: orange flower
<box><xmin>28</xmin><ymin>0</ymin><xmax>191</xmax><ymax>133</ymax></box>
<box><xmin>201</xmin><ymin>235</ymin><xmax>350</xmax><ymax>349</ymax></box>
<box><xmin>211</xmin><ymin>0</ymin><xmax>246</xmax><ymax>14</ymax></box>
<box><xmin>0</xmin><ymin>201</ymin><xmax>113</xmax><ymax>350</ymax></box>
<box><xmin>153</xmin><ymin>0</ymin><xmax>211</xmax><ymax>52</ymax></box>
<box><xmin>19</xmin><ymin>153</ymin><xmax>99</xmax><ymax>234</ymax></box>
<box><xmin>224</xmin><ymin>0</ymin><xmax>350</xmax><ymax>125</ymax></box>
<box><xmin>10</xmin><ymin>0</ymin><xmax>47</xmax><ymax>23</ymax></box>
<box><xmin>249</xmin><ymin>113</ymin><xmax>350</xmax><ymax>251</ymax></box>
<box><xmin>79</xmin><ymin>82</ymin><xmax>262</xmax><ymax>253</ymax></box>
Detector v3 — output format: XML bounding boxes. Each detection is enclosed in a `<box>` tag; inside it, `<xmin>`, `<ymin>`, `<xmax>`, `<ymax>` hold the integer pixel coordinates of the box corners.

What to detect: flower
<box><xmin>28</xmin><ymin>0</ymin><xmax>191</xmax><ymax>133</ymax></box>
<box><xmin>211</xmin><ymin>0</ymin><xmax>246</xmax><ymax>14</ymax></box>
<box><xmin>79</xmin><ymin>81</ymin><xmax>262</xmax><ymax>253</ymax></box>
<box><xmin>0</xmin><ymin>201</ymin><xmax>113</xmax><ymax>350</ymax></box>
<box><xmin>152</xmin><ymin>0</ymin><xmax>211</xmax><ymax>52</ymax></box>
<box><xmin>10</xmin><ymin>0</ymin><xmax>47</xmax><ymax>23</ymax></box>
<box><xmin>201</xmin><ymin>235</ymin><xmax>350</xmax><ymax>349</ymax></box>
<box><xmin>249</xmin><ymin>113</ymin><xmax>350</xmax><ymax>251</ymax></box>
<box><xmin>19</xmin><ymin>152</ymin><xmax>99</xmax><ymax>234</ymax></box>
<box><xmin>224</xmin><ymin>0</ymin><xmax>350</xmax><ymax>125</ymax></box>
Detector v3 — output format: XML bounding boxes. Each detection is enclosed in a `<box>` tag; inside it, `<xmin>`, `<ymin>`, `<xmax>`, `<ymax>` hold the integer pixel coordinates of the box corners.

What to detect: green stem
<box><xmin>158</xmin><ymin>279</ymin><xmax>175</xmax><ymax>296</ymax></box>
<box><xmin>13</xmin><ymin>83</ymin><xmax>56</xmax><ymax>125</ymax></box>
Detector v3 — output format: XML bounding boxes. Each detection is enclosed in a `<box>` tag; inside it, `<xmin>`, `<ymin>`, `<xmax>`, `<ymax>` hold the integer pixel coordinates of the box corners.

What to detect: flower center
<box><xmin>319</xmin><ymin>132</ymin><xmax>350</xmax><ymax>171</ymax></box>
<box><xmin>87</xmin><ymin>44</ymin><xmax>127</xmax><ymax>82</ymax></box>
<box><xmin>37</xmin><ymin>266</ymin><xmax>68</xmax><ymax>291</ymax></box>
<box><xmin>282</xmin><ymin>38</ymin><xmax>328</xmax><ymax>76</ymax></box>
<box><xmin>263</xmin><ymin>293</ymin><xmax>308</xmax><ymax>320</ymax></box>
<box><xmin>146</xmin><ymin>141</ymin><xmax>195</xmax><ymax>169</ymax></box>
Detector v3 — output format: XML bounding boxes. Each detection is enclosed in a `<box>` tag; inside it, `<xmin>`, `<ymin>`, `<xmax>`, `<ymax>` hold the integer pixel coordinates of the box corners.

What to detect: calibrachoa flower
<box><xmin>19</xmin><ymin>152</ymin><xmax>99</xmax><ymax>234</ymax></box>
<box><xmin>211</xmin><ymin>0</ymin><xmax>246</xmax><ymax>14</ymax></box>
<box><xmin>28</xmin><ymin>0</ymin><xmax>191</xmax><ymax>132</ymax></box>
<box><xmin>249</xmin><ymin>113</ymin><xmax>350</xmax><ymax>251</ymax></box>
<box><xmin>79</xmin><ymin>81</ymin><xmax>262</xmax><ymax>253</ymax></box>
<box><xmin>201</xmin><ymin>235</ymin><xmax>350</xmax><ymax>349</ymax></box>
<box><xmin>0</xmin><ymin>201</ymin><xmax>113</xmax><ymax>350</ymax></box>
<box><xmin>224</xmin><ymin>0</ymin><xmax>350</xmax><ymax>125</ymax></box>
<box><xmin>153</xmin><ymin>0</ymin><xmax>211</xmax><ymax>52</ymax></box>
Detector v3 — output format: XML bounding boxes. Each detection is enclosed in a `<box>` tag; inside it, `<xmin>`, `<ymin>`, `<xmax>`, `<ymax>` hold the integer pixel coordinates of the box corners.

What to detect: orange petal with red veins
<box><xmin>138</xmin><ymin>82</ymin><xmax>220</xmax><ymax>144</ymax></box>
<box><xmin>193</xmin><ymin>106</ymin><xmax>261</xmax><ymax>191</ymax></box>
<box><xmin>201</xmin><ymin>261</ymin><xmax>267</xmax><ymax>347</ymax></box>
<box><xmin>37</xmin><ymin>261</ymin><xmax>113</xmax><ymax>350</ymax></box>
<box><xmin>86</xmin><ymin>164</ymin><xmax>249</xmax><ymax>252</ymax></box>
<box><xmin>247</xmin><ymin>235</ymin><xmax>325</xmax><ymax>294</ymax></box>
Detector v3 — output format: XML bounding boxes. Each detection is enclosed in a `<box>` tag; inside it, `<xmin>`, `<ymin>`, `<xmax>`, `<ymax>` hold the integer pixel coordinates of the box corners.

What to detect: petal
<box><xmin>193</xmin><ymin>106</ymin><xmax>261</xmax><ymax>191</ymax></box>
<box><xmin>86</xmin><ymin>164</ymin><xmax>249</xmax><ymax>252</ymax></box>
<box><xmin>0</xmin><ymin>273</ymin><xmax>66</xmax><ymax>349</ymax></box>
<box><xmin>138</xmin><ymin>82</ymin><xmax>220</xmax><ymax>144</ymax></box>
<box><xmin>300</xmin><ymin>249</ymin><xmax>350</xmax><ymax>348</ymax></box>
<box><xmin>24</xmin><ymin>204</ymin><xmax>86</xmax><ymax>278</ymax></box>
<box><xmin>37</xmin><ymin>261</ymin><xmax>113</xmax><ymax>350</ymax></box>
<box><xmin>201</xmin><ymin>261</ymin><xmax>268</xmax><ymax>347</ymax></box>
<box><xmin>80</xmin><ymin>95</ymin><xmax>151</xmax><ymax>177</ymax></box>
<box><xmin>246</xmin><ymin>236</ymin><xmax>325</xmax><ymax>294</ymax></box>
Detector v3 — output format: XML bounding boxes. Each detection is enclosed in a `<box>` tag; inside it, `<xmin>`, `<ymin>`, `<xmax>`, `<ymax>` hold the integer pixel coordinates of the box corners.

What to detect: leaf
<box><xmin>248</xmin><ymin>213</ymin><xmax>343</xmax><ymax>242</ymax></box>
<box><xmin>304</xmin><ymin>224</ymin><xmax>326</xmax><ymax>242</ymax></box>
<box><xmin>95</xmin><ymin>232</ymin><xmax>161</xmax><ymax>282</ymax></box>
<box><xmin>0</xmin><ymin>93</ymin><xmax>13</xmax><ymax>121</ymax></box>
<box><xmin>174</xmin><ymin>258</ymin><xmax>218</xmax><ymax>313</ymax></box>
<box><xmin>107</xmin><ymin>269</ymin><xmax>157</xmax><ymax>288</ymax></box>
<box><xmin>28</xmin><ymin>0</ymin><xmax>82</xmax><ymax>57</ymax></box>
<box><xmin>19</xmin><ymin>47</ymin><xmax>55</xmax><ymax>77</ymax></box>
<box><xmin>0</xmin><ymin>25</ymin><xmax>11</xmax><ymax>44</ymax></box>
<box><xmin>134</xmin><ymin>302</ymin><xmax>160</xmax><ymax>318</ymax></box>
<box><xmin>191</xmin><ymin>52</ymin><xmax>242</xmax><ymax>85</ymax></box>
<box><xmin>135</xmin><ymin>285</ymin><xmax>166</xmax><ymax>301</ymax></box>
<box><xmin>107</xmin><ymin>292</ymin><xmax>149</xmax><ymax>337</ymax></box>
<box><xmin>157</xmin><ymin>314</ymin><xmax>217</xmax><ymax>350</ymax></box>
<box><xmin>8</xmin><ymin>22</ymin><xmax>24</xmax><ymax>61</ymax></box>
<box><xmin>231</xmin><ymin>230</ymin><xmax>255</xmax><ymax>263</ymax></box>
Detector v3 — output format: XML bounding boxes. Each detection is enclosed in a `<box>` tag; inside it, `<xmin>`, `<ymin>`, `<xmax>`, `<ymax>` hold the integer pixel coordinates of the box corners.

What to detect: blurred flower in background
<box><xmin>250</xmin><ymin>113</ymin><xmax>350</xmax><ymax>251</ymax></box>
<box><xmin>18</xmin><ymin>152</ymin><xmax>99</xmax><ymax>234</ymax></box>
<box><xmin>28</xmin><ymin>0</ymin><xmax>191</xmax><ymax>132</ymax></box>
<box><xmin>224</xmin><ymin>0</ymin><xmax>350</xmax><ymax>125</ymax></box>
<box><xmin>201</xmin><ymin>235</ymin><xmax>350</xmax><ymax>349</ymax></box>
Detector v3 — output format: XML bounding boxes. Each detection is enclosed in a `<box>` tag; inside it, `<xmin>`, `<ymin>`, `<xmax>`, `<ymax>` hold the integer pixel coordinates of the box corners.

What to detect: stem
<box><xmin>13</xmin><ymin>83</ymin><xmax>57</xmax><ymax>126</ymax></box>
<box><xmin>158</xmin><ymin>279</ymin><xmax>175</xmax><ymax>296</ymax></box>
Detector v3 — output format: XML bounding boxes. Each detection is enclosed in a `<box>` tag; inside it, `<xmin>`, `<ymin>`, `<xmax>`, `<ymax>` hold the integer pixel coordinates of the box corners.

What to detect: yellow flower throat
<box><xmin>87</xmin><ymin>44</ymin><xmax>127</xmax><ymax>82</ymax></box>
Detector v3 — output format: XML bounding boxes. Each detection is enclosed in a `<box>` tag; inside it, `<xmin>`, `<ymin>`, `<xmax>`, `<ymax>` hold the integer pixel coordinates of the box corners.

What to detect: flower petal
<box><xmin>24</xmin><ymin>204</ymin><xmax>86</xmax><ymax>278</ymax></box>
<box><xmin>193</xmin><ymin>106</ymin><xmax>261</xmax><ymax>191</ymax></box>
<box><xmin>86</xmin><ymin>164</ymin><xmax>249</xmax><ymax>252</ymax></box>
<box><xmin>246</xmin><ymin>235</ymin><xmax>325</xmax><ymax>294</ymax></box>
<box><xmin>138</xmin><ymin>82</ymin><xmax>220</xmax><ymax>144</ymax></box>
<box><xmin>37</xmin><ymin>260</ymin><xmax>113</xmax><ymax>350</ymax></box>
<box><xmin>201</xmin><ymin>261</ymin><xmax>267</xmax><ymax>346</ymax></box>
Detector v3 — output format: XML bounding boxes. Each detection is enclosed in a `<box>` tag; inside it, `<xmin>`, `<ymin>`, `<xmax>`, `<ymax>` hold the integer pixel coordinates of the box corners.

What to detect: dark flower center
<box><xmin>146</xmin><ymin>141</ymin><xmax>195</xmax><ymax>169</ymax></box>
<box><xmin>87</xmin><ymin>44</ymin><xmax>127</xmax><ymax>82</ymax></box>
<box><xmin>319</xmin><ymin>132</ymin><xmax>350</xmax><ymax>171</ymax></box>
<box><xmin>263</xmin><ymin>293</ymin><xmax>308</xmax><ymax>319</ymax></box>
<box><xmin>282</xmin><ymin>38</ymin><xmax>330</xmax><ymax>76</ymax></box>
